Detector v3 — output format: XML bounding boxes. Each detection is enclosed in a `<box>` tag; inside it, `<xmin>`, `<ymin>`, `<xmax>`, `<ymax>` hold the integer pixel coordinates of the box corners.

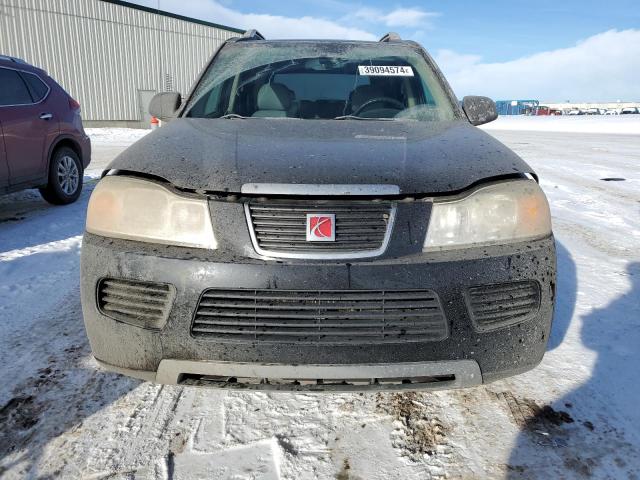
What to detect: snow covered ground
<box><xmin>84</xmin><ymin>128</ymin><xmax>150</xmax><ymax>147</ymax></box>
<box><xmin>482</xmin><ymin>114</ymin><xmax>640</xmax><ymax>135</ymax></box>
<box><xmin>1</xmin><ymin>117</ymin><xmax>639</xmax><ymax>479</ymax></box>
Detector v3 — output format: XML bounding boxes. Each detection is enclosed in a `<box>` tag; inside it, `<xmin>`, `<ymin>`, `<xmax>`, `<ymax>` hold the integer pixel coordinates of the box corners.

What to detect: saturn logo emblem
<box><xmin>306</xmin><ymin>214</ymin><xmax>336</xmax><ymax>242</ymax></box>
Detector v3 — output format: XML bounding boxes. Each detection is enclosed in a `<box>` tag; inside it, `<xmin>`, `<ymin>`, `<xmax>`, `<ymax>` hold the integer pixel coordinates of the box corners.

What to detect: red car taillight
<box><xmin>69</xmin><ymin>97</ymin><xmax>81</xmax><ymax>111</ymax></box>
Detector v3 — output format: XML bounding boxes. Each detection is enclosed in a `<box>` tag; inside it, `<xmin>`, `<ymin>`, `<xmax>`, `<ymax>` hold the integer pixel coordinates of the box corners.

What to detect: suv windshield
<box><xmin>185</xmin><ymin>41</ymin><xmax>457</xmax><ymax>121</ymax></box>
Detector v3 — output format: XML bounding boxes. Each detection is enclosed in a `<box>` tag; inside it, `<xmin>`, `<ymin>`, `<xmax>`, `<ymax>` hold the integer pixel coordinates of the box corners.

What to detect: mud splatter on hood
<box><xmin>106</xmin><ymin>118</ymin><xmax>534</xmax><ymax>194</ymax></box>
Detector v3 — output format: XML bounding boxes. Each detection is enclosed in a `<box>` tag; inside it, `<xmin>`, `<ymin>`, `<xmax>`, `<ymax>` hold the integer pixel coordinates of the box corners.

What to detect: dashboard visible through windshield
<box><xmin>185</xmin><ymin>42</ymin><xmax>457</xmax><ymax>121</ymax></box>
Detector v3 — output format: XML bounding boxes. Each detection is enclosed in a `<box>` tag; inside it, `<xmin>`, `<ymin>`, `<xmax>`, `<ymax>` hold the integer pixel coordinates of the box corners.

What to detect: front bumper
<box><xmin>80</xmin><ymin>233</ymin><xmax>556</xmax><ymax>390</ymax></box>
<box><xmin>79</xmin><ymin>134</ymin><xmax>91</xmax><ymax>169</ymax></box>
<box><xmin>95</xmin><ymin>358</ymin><xmax>483</xmax><ymax>392</ymax></box>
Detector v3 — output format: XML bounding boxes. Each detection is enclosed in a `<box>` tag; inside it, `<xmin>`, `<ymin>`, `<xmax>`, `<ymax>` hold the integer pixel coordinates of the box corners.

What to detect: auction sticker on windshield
<box><xmin>358</xmin><ymin>65</ymin><xmax>414</xmax><ymax>76</ymax></box>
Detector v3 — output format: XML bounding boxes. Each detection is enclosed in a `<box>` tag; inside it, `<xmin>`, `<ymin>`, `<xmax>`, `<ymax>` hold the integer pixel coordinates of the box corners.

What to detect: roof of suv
<box><xmin>227</xmin><ymin>30</ymin><xmax>418</xmax><ymax>47</ymax></box>
<box><xmin>0</xmin><ymin>54</ymin><xmax>28</xmax><ymax>64</ymax></box>
<box><xmin>0</xmin><ymin>55</ymin><xmax>45</xmax><ymax>74</ymax></box>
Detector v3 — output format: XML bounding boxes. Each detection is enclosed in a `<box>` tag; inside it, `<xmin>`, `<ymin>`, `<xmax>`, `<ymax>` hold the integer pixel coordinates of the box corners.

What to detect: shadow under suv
<box><xmin>0</xmin><ymin>55</ymin><xmax>91</xmax><ymax>204</ymax></box>
<box><xmin>81</xmin><ymin>31</ymin><xmax>555</xmax><ymax>391</ymax></box>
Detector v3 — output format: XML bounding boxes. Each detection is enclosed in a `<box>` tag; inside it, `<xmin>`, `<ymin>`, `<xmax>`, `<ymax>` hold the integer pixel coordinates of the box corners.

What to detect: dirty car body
<box><xmin>81</xmin><ymin>33</ymin><xmax>555</xmax><ymax>391</ymax></box>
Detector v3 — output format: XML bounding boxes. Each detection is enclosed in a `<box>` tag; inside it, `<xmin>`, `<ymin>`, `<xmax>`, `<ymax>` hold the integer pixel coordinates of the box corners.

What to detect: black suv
<box><xmin>81</xmin><ymin>31</ymin><xmax>555</xmax><ymax>391</ymax></box>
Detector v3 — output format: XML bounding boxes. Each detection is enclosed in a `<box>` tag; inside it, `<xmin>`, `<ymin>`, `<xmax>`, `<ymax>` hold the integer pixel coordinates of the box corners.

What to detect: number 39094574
<box><xmin>358</xmin><ymin>65</ymin><xmax>414</xmax><ymax>76</ymax></box>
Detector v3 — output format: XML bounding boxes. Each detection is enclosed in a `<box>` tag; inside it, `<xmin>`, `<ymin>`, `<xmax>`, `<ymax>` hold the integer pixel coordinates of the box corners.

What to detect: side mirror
<box><xmin>462</xmin><ymin>96</ymin><xmax>498</xmax><ymax>126</ymax></box>
<box><xmin>149</xmin><ymin>92</ymin><xmax>182</xmax><ymax>122</ymax></box>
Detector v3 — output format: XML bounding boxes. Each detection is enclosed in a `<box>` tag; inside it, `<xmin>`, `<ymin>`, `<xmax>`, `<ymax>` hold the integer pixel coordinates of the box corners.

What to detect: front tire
<box><xmin>39</xmin><ymin>147</ymin><xmax>83</xmax><ymax>205</ymax></box>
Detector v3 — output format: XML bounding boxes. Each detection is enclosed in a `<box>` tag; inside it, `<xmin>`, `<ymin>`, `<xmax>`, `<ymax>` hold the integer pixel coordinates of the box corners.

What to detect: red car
<box><xmin>0</xmin><ymin>55</ymin><xmax>91</xmax><ymax>204</ymax></box>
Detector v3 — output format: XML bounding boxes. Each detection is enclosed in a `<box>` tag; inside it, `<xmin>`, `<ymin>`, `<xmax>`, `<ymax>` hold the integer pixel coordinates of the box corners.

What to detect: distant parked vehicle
<box><xmin>567</xmin><ymin>109</ymin><xmax>583</xmax><ymax>115</ymax></box>
<box><xmin>604</xmin><ymin>109</ymin><xmax>619</xmax><ymax>115</ymax></box>
<box><xmin>584</xmin><ymin>108</ymin><xmax>600</xmax><ymax>115</ymax></box>
<box><xmin>621</xmin><ymin>107</ymin><xmax>639</xmax><ymax>115</ymax></box>
<box><xmin>0</xmin><ymin>55</ymin><xmax>91</xmax><ymax>203</ymax></box>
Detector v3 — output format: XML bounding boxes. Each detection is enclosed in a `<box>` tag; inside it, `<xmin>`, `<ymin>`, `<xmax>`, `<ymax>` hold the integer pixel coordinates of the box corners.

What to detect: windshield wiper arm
<box><xmin>220</xmin><ymin>113</ymin><xmax>249</xmax><ymax>119</ymax></box>
<box><xmin>332</xmin><ymin>115</ymin><xmax>392</xmax><ymax>121</ymax></box>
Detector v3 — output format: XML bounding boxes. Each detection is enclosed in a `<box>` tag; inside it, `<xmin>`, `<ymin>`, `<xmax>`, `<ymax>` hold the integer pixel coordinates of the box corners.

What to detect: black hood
<box><xmin>107</xmin><ymin>118</ymin><xmax>533</xmax><ymax>195</ymax></box>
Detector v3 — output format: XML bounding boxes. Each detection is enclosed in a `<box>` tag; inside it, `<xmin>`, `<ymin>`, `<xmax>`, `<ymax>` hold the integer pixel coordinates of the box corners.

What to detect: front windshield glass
<box><xmin>185</xmin><ymin>41</ymin><xmax>457</xmax><ymax>121</ymax></box>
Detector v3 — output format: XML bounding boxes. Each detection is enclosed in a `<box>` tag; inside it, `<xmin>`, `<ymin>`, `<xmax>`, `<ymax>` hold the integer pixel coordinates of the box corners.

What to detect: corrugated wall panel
<box><xmin>0</xmin><ymin>0</ymin><xmax>239</xmax><ymax>123</ymax></box>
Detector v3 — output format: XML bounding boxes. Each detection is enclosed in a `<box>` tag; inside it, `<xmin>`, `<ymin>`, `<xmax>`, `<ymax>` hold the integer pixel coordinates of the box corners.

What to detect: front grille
<box><xmin>465</xmin><ymin>281</ymin><xmax>540</xmax><ymax>332</ymax></box>
<box><xmin>97</xmin><ymin>278</ymin><xmax>175</xmax><ymax>329</ymax></box>
<box><xmin>246</xmin><ymin>200</ymin><xmax>394</xmax><ymax>257</ymax></box>
<box><xmin>192</xmin><ymin>289</ymin><xmax>448</xmax><ymax>344</ymax></box>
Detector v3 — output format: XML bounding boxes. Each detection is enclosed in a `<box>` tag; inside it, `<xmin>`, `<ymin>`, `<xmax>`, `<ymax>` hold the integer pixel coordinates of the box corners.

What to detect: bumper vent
<box><xmin>179</xmin><ymin>374</ymin><xmax>456</xmax><ymax>391</ymax></box>
<box><xmin>245</xmin><ymin>200</ymin><xmax>394</xmax><ymax>258</ymax></box>
<box><xmin>97</xmin><ymin>278</ymin><xmax>175</xmax><ymax>329</ymax></box>
<box><xmin>466</xmin><ymin>281</ymin><xmax>541</xmax><ymax>332</ymax></box>
<box><xmin>192</xmin><ymin>289</ymin><xmax>448</xmax><ymax>344</ymax></box>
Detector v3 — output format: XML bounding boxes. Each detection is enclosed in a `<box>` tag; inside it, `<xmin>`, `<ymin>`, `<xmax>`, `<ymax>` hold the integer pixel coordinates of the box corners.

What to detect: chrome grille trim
<box><xmin>241</xmin><ymin>183</ymin><xmax>400</xmax><ymax>196</ymax></box>
<box><xmin>245</xmin><ymin>201</ymin><xmax>397</xmax><ymax>259</ymax></box>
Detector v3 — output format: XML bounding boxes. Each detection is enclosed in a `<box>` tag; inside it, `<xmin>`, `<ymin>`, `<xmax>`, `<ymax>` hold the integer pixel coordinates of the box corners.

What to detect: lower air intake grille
<box><xmin>98</xmin><ymin>278</ymin><xmax>175</xmax><ymax>329</ymax></box>
<box><xmin>192</xmin><ymin>289</ymin><xmax>448</xmax><ymax>344</ymax></box>
<box><xmin>466</xmin><ymin>281</ymin><xmax>541</xmax><ymax>332</ymax></box>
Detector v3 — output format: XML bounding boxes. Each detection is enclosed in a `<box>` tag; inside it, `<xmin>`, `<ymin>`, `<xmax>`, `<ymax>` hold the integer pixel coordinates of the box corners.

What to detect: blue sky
<box><xmin>189</xmin><ymin>0</ymin><xmax>640</xmax><ymax>62</ymax></box>
<box><xmin>130</xmin><ymin>0</ymin><xmax>640</xmax><ymax>101</ymax></box>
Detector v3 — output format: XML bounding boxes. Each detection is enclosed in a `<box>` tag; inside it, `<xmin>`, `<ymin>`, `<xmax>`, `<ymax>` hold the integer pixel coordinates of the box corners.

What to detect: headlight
<box><xmin>423</xmin><ymin>180</ymin><xmax>551</xmax><ymax>250</ymax></box>
<box><xmin>86</xmin><ymin>176</ymin><xmax>217</xmax><ymax>249</ymax></box>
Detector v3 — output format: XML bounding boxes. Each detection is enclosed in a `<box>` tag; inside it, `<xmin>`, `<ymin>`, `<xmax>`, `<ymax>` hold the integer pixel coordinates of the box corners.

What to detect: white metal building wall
<box><xmin>0</xmin><ymin>0</ymin><xmax>242</xmax><ymax>123</ymax></box>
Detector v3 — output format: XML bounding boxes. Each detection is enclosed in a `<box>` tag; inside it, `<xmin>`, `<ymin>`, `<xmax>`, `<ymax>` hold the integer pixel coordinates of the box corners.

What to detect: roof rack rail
<box><xmin>379</xmin><ymin>32</ymin><xmax>402</xmax><ymax>42</ymax></box>
<box><xmin>237</xmin><ymin>29</ymin><xmax>265</xmax><ymax>41</ymax></box>
<box><xmin>0</xmin><ymin>54</ymin><xmax>26</xmax><ymax>64</ymax></box>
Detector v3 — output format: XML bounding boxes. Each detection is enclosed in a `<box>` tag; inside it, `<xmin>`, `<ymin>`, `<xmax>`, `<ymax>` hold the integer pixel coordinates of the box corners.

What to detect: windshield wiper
<box><xmin>219</xmin><ymin>113</ymin><xmax>249</xmax><ymax>119</ymax></box>
<box><xmin>332</xmin><ymin>115</ymin><xmax>393</xmax><ymax>121</ymax></box>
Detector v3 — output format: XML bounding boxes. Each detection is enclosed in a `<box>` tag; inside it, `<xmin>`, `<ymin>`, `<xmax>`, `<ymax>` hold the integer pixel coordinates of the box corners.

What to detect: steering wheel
<box><xmin>352</xmin><ymin>97</ymin><xmax>405</xmax><ymax>116</ymax></box>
